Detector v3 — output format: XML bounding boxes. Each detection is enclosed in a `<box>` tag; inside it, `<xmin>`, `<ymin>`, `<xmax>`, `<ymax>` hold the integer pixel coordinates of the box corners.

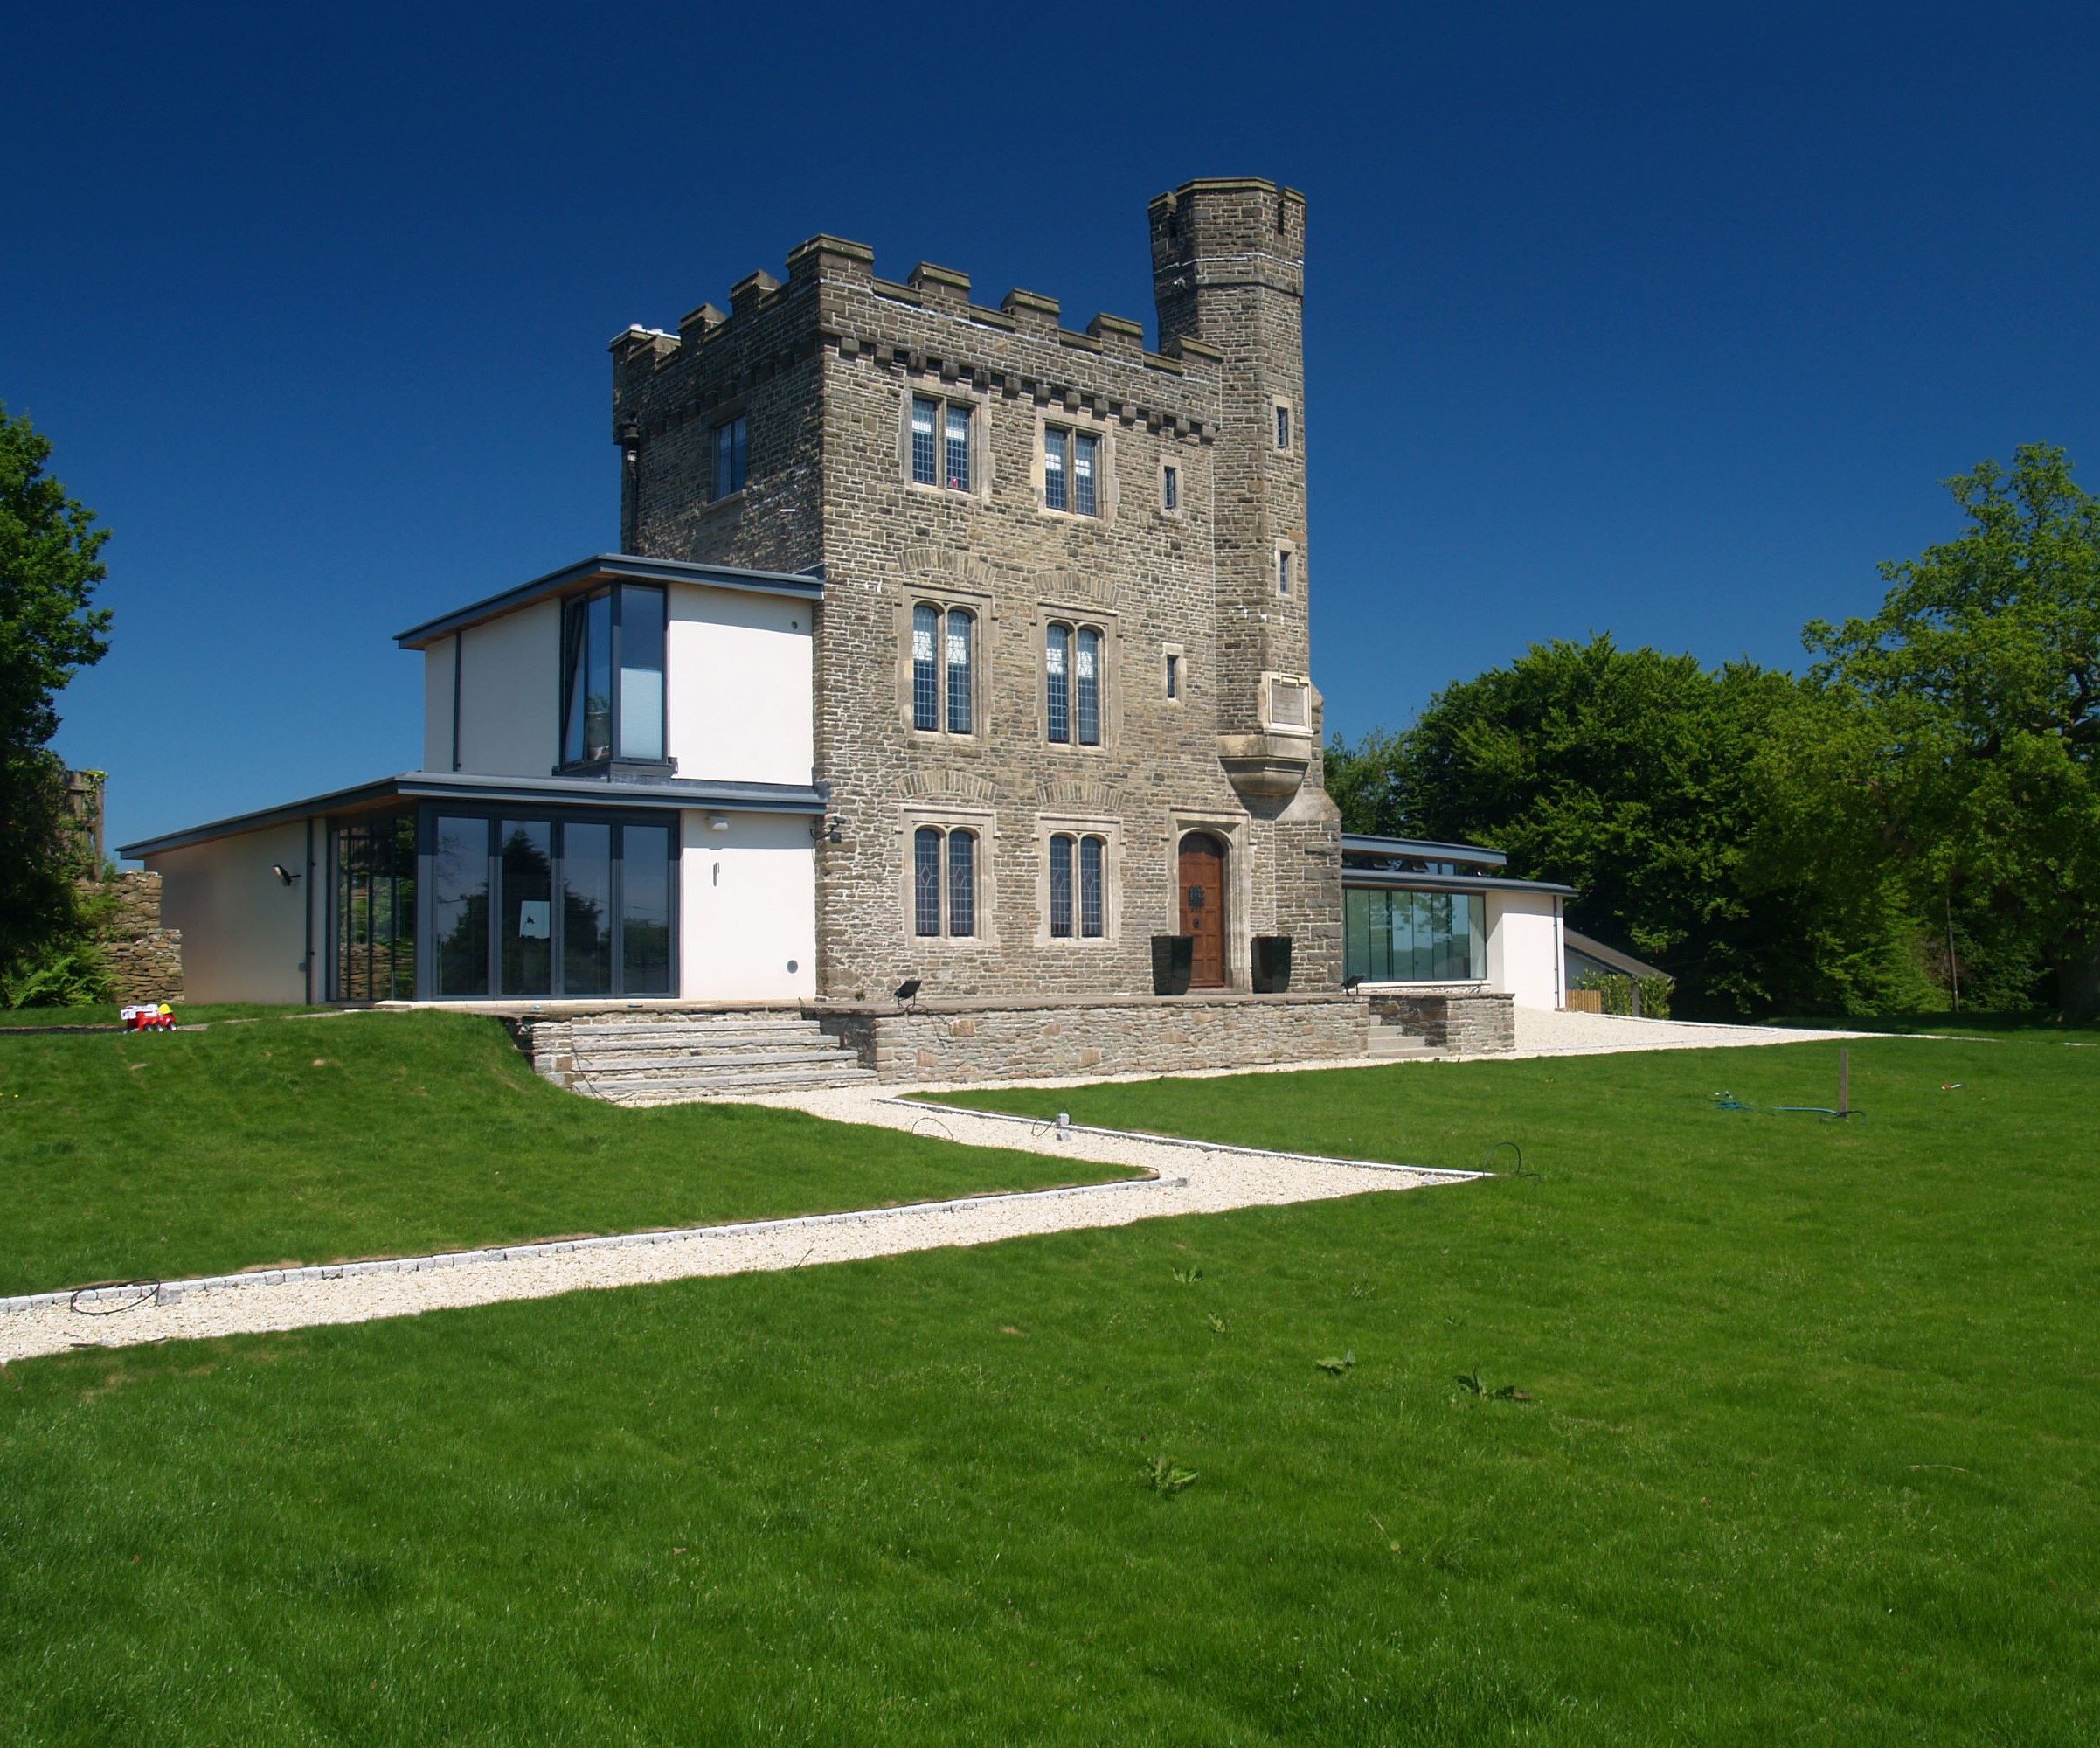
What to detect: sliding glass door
<box><xmin>416</xmin><ymin>810</ymin><xmax>677</xmax><ymax>1000</ymax></box>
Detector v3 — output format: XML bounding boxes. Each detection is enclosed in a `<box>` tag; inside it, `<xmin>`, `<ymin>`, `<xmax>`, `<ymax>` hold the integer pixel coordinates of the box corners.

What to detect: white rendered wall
<box><xmin>679</xmin><ymin>809</ymin><xmax>816</xmax><ymax>1002</ymax></box>
<box><xmin>1487</xmin><ymin>892</ymin><xmax>1564</xmax><ymax>1011</ymax></box>
<box><xmin>666</xmin><ymin>586</ymin><xmax>814</xmax><ymax>784</ymax></box>
<box><xmin>450</xmin><ymin>601</ymin><xmax>560</xmax><ymax>778</ymax></box>
<box><xmin>422</xmin><ymin>636</ymin><xmax>457</xmax><ymax>771</ymax></box>
<box><xmin>418</xmin><ymin>585</ymin><xmax>812</xmax><ymax>785</ymax></box>
<box><xmin>149</xmin><ymin>820</ymin><xmax>317</xmax><ymax>1004</ymax></box>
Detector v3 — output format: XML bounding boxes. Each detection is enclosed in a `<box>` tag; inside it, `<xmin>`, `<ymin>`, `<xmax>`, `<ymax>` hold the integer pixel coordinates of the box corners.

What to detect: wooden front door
<box><xmin>1178</xmin><ymin>832</ymin><xmax>1228</xmax><ymax>989</ymax></box>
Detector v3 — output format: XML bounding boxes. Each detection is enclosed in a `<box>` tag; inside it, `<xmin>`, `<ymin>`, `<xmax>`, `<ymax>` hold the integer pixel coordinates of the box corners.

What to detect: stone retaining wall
<box><xmin>815</xmin><ymin>992</ymin><xmax>1370</xmax><ymax>1083</ymax></box>
<box><xmin>85</xmin><ymin>871</ymin><xmax>184</xmax><ymax>1005</ymax></box>
<box><xmin>1368</xmin><ymin>986</ymin><xmax>1514</xmax><ymax>1051</ymax></box>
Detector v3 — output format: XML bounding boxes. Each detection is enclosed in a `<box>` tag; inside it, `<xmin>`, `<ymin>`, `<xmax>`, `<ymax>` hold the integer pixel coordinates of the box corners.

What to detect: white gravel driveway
<box><xmin>0</xmin><ymin>1092</ymin><xmax>1472</xmax><ymax>1365</ymax></box>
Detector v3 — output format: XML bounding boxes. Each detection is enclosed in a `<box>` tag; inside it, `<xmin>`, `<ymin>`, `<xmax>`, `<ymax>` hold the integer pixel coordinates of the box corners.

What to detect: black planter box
<box><xmin>1151</xmin><ymin>934</ymin><xmax>1194</xmax><ymax>996</ymax></box>
<box><xmin>1251</xmin><ymin>934</ymin><xmax>1293</xmax><ymax>994</ymax></box>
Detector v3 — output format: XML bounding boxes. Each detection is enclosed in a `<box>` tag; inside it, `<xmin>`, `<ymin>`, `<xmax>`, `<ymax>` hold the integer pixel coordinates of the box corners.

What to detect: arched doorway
<box><xmin>1177</xmin><ymin>831</ymin><xmax>1229</xmax><ymax>989</ymax></box>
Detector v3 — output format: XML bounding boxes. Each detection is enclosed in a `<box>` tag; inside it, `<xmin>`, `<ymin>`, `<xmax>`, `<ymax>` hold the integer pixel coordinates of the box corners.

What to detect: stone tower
<box><xmin>1149</xmin><ymin>178</ymin><xmax>1314</xmax><ymax>804</ymax></box>
<box><xmin>610</xmin><ymin>177</ymin><xmax>1341</xmax><ymax>998</ymax></box>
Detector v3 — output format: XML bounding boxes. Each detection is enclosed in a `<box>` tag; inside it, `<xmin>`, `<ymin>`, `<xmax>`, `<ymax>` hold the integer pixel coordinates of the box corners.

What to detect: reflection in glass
<box><xmin>562</xmin><ymin>822</ymin><xmax>613</xmax><ymax>996</ymax></box>
<box><xmin>617</xmin><ymin>585</ymin><xmax>664</xmax><ymax>761</ymax></box>
<box><xmin>1049</xmin><ymin>834</ymin><xmax>1073</xmax><ymax>938</ymax></box>
<box><xmin>620</xmin><ymin>823</ymin><xmax>672</xmax><ymax>994</ymax></box>
<box><xmin>333</xmin><ymin>811</ymin><xmax>417</xmax><ymax>1001</ymax></box>
<box><xmin>499</xmin><ymin>820</ymin><xmax>553</xmax><ymax>996</ymax></box>
<box><xmin>1344</xmin><ymin>889</ymin><xmax>1486</xmax><ymax>983</ymax></box>
<box><xmin>434</xmin><ymin>815</ymin><xmax>489</xmax><ymax>997</ymax></box>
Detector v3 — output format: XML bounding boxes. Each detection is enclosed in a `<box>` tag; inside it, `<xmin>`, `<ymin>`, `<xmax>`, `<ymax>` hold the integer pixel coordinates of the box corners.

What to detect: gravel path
<box><xmin>0</xmin><ymin>1093</ymin><xmax>1471</xmax><ymax>1366</ymax></box>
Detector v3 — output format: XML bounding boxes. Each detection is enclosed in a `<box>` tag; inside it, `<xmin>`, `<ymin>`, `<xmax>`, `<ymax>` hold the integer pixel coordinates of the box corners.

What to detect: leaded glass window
<box><xmin>911</xmin><ymin>604</ymin><xmax>939</xmax><ymax>731</ymax></box>
<box><xmin>1043</xmin><ymin>426</ymin><xmax>1068</xmax><ymax>512</ymax></box>
<box><xmin>1049</xmin><ymin>835</ymin><xmax>1074</xmax><ymax>938</ymax></box>
<box><xmin>1079</xmin><ymin>836</ymin><xmax>1105</xmax><ymax>937</ymax></box>
<box><xmin>1076</xmin><ymin>628</ymin><xmax>1101</xmax><ymax>746</ymax></box>
<box><xmin>714</xmin><ymin>415</ymin><xmax>747</xmax><ymax>496</ymax></box>
<box><xmin>945</xmin><ymin>609</ymin><xmax>973</xmax><ymax>734</ymax></box>
<box><xmin>947</xmin><ymin>830</ymin><xmax>975</xmax><ymax>937</ymax></box>
<box><xmin>945</xmin><ymin>403</ymin><xmax>972</xmax><ymax>490</ymax></box>
<box><xmin>1073</xmin><ymin>432</ymin><xmax>1099</xmax><ymax>517</ymax></box>
<box><xmin>911</xmin><ymin>397</ymin><xmax>939</xmax><ymax>487</ymax></box>
<box><xmin>1046</xmin><ymin>623</ymin><xmax>1071</xmax><ymax>743</ymax></box>
<box><xmin>913</xmin><ymin>827</ymin><xmax>942</xmax><ymax>936</ymax></box>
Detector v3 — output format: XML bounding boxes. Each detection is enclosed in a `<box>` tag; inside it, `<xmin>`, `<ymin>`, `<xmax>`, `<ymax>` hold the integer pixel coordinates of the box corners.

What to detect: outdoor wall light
<box><xmin>271</xmin><ymin>864</ymin><xmax>301</xmax><ymax>886</ymax></box>
<box><xmin>707</xmin><ymin>812</ymin><xmax>731</xmax><ymax>833</ymax></box>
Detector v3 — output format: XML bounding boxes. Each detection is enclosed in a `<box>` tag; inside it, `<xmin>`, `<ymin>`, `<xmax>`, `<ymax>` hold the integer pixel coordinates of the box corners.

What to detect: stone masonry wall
<box><xmin>817</xmin><ymin>993</ymin><xmax>1369</xmax><ymax>1084</ymax></box>
<box><xmin>85</xmin><ymin>871</ymin><xmax>184</xmax><ymax>1004</ymax></box>
<box><xmin>613</xmin><ymin>180</ymin><xmax>1342</xmax><ymax>1003</ymax></box>
<box><xmin>1369</xmin><ymin>988</ymin><xmax>1515</xmax><ymax>1052</ymax></box>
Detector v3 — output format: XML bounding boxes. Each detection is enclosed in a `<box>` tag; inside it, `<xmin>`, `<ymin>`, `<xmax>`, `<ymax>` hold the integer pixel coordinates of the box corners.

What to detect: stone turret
<box><xmin>1149</xmin><ymin>177</ymin><xmax>1313</xmax><ymax>801</ymax></box>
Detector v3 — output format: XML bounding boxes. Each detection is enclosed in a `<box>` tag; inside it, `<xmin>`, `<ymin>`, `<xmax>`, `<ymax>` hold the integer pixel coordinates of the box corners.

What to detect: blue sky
<box><xmin>10</xmin><ymin>2</ymin><xmax>2097</xmax><ymax>856</ymax></box>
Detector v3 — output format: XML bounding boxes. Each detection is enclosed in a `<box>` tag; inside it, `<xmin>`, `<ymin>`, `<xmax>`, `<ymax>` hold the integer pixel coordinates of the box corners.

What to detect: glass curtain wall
<box><xmin>423</xmin><ymin>811</ymin><xmax>676</xmax><ymax>999</ymax></box>
<box><xmin>1344</xmin><ymin>888</ymin><xmax>1486</xmax><ymax>983</ymax></box>
<box><xmin>333</xmin><ymin>812</ymin><xmax>417</xmax><ymax>1001</ymax></box>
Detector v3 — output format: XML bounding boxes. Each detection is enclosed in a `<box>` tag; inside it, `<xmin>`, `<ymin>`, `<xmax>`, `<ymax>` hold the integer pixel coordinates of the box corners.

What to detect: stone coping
<box><xmin>810</xmin><ymin>991</ymin><xmax>1363</xmax><ymax>1016</ymax></box>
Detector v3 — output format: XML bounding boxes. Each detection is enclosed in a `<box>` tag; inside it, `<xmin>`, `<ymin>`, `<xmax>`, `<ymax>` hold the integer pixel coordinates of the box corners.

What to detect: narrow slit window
<box><xmin>945</xmin><ymin>609</ymin><xmax>974</xmax><ymax>734</ymax></box>
<box><xmin>1161</xmin><ymin>464</ymin><xmax>1178</xmax><ymax>512</ymax></box>
<box><xmin>913</xmin><ymin>827</ymin><xmax>942</xmax><ymax>936</ymax></box>
<box><xmin>1275</xmin><ymin>404</ymin><xmax>1291</xmax><ymax>451</ymax></box>
<box><xmin>1076</xmin><ymin>627</ymin><xmax>1101</xmax><ymax>746</ymax></box>
<box><xmin>1278</xmin><ymin>550</ymin><xmax>1294</xmax><ymax>596</ymax></box>
<box><xmin>1043</xmin><ymin>427</ymin><xmax>1068</xmax><ymax>512</ymax></box>
<box><xmin>1049</xmin><ymin>835</ymin><xmax>1073</xmax><ymax>938</ymax></box>
<box><xmin>1165</xmin><ymin>651</ymin><xmax>1180</xmax><ymax>701</ymax></box>
<box><xmin>1046</xmin><ymin>623</ymin><xmax>1071</xmax><ymax>743</ymax></box>
<box><xmin>715</xmin><ymin>415</ymin><xmax>748</xmax><ymax>496</ymax></box>
<box><xmin>911</xmin><ymin>604</ymin><xmax>939</xmax><ymax>731</ymax></box>
<box><xmin>910</xmin><ymin>396</ymin><xmax>939</xmax><ymax>487</ymax></box>
<box><xmin>946</xmin><ymin>830</ymin><xmax>976</xmax><ymax>937</ymax></box>
<box><xmin>945</xmin><ymin>404</ymin><xmax>972</xmax><ymax>491</ymax></box>
<box><xmin>1079</xmin><ymin>836</ymin><xmax>1104</xmax><ymax>937</ymax></box>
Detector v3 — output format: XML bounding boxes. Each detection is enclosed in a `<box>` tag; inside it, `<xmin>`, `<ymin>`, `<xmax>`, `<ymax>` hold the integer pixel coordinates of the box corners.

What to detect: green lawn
<box><xmin>2</xmin><ymin>1030</ymin><xmax>2095</xmax><ymax>1743</ymax></box>
<box><xmin>0</xmin><ymin>1009</ymin><xmax>1133</xmax><ymax>1296</ymax></box>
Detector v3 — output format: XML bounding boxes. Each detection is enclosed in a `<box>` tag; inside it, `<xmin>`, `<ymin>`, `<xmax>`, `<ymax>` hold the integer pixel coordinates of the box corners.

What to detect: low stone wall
<box><xmin>814</xmin><ymin>992</ymin><xmax>1371</xmax><ymax>1084</ymax></box>
<box><xmin>85</xmin><ymin>871</ymin><xmax>184</xmax><ymax>1005</ymax></box>
<box><xmin>1368</xmin><ymin>986</ymin><xmax>1514</xmax><ymax>1052</ymax></box>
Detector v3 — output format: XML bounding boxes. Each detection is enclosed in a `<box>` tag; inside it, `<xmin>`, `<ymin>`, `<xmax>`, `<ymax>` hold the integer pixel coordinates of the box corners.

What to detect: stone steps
<box><xmin>1365</xmin><ymin>1028</ymin><xmax>1446</xmax><ymax>1058</ymax></box>
<box><xmin>520</xmin><ymin>1011</ymin><xmax>877</xmax><ymax>1104</ymax></box>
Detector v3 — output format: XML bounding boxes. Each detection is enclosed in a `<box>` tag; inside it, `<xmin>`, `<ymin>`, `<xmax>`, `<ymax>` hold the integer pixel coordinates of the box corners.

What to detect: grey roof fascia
<box><xmin>1341</xmin><ymin>832</ymin><xmax>1508</xmax><ymax>869</ymax></box>
<box><xmin>1341</xmin><ymin>867</ymin><xmax>1576</xmax><ymax>898</ymax></box>
<box><xmin>393</xmin><ymin>553</ymin><xmax>827</xmax><ymax>649</ymax></box>
<box><xmin>117</xmin><ymin>771</ymin><xmax>827</xmax><ymax>859</ymax></box>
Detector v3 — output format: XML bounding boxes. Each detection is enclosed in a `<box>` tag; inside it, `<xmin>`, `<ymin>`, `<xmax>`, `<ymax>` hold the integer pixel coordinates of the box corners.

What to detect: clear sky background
<box><xmin>10</xmin><ymin>1</ymin><xmax>2097</xmax><ymax>856</ymax></box>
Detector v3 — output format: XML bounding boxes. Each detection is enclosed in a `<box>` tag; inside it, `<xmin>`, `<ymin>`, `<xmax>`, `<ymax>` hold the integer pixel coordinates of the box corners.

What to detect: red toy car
<box><xmin>121</xmin><ymin>1003</ymin><xmax>176</xmax><ymax>1032</ymax></box>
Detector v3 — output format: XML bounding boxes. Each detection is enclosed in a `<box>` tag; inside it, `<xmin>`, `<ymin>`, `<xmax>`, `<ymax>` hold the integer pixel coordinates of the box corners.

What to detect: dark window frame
<box><xmin>410</xmin><ymin>803</ymin><xmax>682</xmax><ymax>1000</ymax></box>
<box><xmin>1045</xmin><ymin>619</ymin><xmax>1106</xmax><ymax>747</ymax></box>
<box><xmin>911</xmin><ymin>823</ymin><xmax>978</xmax><ymax>938</ymax></box>
<box><xmin>909</xmin><ymin>392</ymin><xmax>975</xmax><ymax>494</ymax></box>
<box><xmin>909</xmin><ymin>599</ymin><xmax>978</xmax><ymax>737</ymax></box>
<box><xmin>1043</xmin><ymin>422</ymin><xmax>1102</xmax><ymax>517</ymax></box>
<box><xmin>558</xmin><ymin>582</ymin><xmax>674</xmax><ymax>776</ymax></box>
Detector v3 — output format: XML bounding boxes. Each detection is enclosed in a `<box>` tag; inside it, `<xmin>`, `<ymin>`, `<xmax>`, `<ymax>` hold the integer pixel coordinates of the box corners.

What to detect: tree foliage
<box><xmin>1330</xmin><ymin>638</ymin><xmax>1923</xmax><ymax>1016</ymax></box>
<box><xmin>1790</xmin><ymin>445</ymin><xmax>2100</xmax><ymax>1017</ymax></box>
<box><xmin>0</xmin><ymin>403</ymin><xmax>112</xmax><ymax>984</ymax></box>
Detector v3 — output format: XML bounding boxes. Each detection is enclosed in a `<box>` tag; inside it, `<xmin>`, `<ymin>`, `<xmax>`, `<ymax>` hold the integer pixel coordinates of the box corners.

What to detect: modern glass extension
<box><xmin>331</xmin><ymin>806</ymin><xmax>676</xmax><ymax>1001</ymax></box>
<box><xmin>1344</xmin><ymin>887</ymin><xmax>1486</xmax><ymax>984</ymax></box>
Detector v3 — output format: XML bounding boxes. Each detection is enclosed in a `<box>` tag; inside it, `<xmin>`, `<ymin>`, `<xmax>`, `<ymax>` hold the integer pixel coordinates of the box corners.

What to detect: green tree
<box><xmin>1334</xmin><ymin>637</ymin><xmax>1929</xmax><ymax>1016</ymax></box>
<box><xmin>1798</xmin><ymin>444</ymin><xmax>2100</xmax><ymax>1019</ymax></box>
<box><xmin>0</xmin><ymin>403</ymin><xmax>112</xmax><ymax>985</ymax></box>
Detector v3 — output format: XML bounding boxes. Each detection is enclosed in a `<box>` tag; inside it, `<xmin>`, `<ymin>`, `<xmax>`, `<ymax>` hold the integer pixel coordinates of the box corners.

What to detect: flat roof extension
<box><xmin>117</xmin><ymin>770</ymin><xmax>828</xmax><ymax>859</ymax></box>
<box><xmin>394</xmin><ymin>553</ymin><xmax>826</xmax><ymax>650</ymax></box>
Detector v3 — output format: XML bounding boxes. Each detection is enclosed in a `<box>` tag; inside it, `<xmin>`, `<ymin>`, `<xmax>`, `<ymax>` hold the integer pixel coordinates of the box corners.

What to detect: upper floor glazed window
<box><xmin>1045</xmin><ymin>621</ymin><xmax>1104</xmax><ymax>746</ymax></box>
<box><xmin>560</xmin><ymin>583</ymin><xmax>667</xmax><ymax>768</ymax></box>
<box><xmin>911</xmin><ymin>602</ymin><xmax>975</xmax><ymax>735</ymax></box>
<box><xmin>911</xmin><ymin>395</ymin><xmax>974</xmax><ymax>492</ymax></box>
<box><xmin>1043</xmin><ymin>426</ymin><xmax>1100</xmax><ymax>517</ymax></box>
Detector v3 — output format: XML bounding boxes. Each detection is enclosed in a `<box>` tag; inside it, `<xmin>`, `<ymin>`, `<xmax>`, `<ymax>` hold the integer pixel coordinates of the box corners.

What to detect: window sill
<box><xmin>904</xmin><ymin>481</ymin><xmax>982</xmax><ymax>504</ymax></box>
<box><xmin>553</xmin><ymin>757</ymin><xmax>681</xmax><ymax>780</ymax></box>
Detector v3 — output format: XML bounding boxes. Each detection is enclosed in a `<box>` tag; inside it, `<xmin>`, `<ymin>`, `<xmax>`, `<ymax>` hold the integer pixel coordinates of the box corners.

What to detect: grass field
<box><xmin>0</xmin><ymin>1009</ymin><xmax>1133</xmax><ymax>1295</ymax></box>
<box><xmin>2</xmin><ymin>1029</ymin><xmax>2094</xmax><ymax>1743</ymax></box>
